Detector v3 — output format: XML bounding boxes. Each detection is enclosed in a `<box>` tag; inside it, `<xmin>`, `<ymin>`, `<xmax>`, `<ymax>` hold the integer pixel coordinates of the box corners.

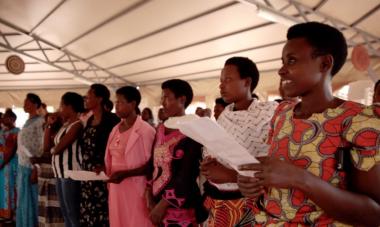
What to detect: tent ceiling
<box><xmin>0</xmin><ymin>0</ymin><xmax>379</xmax><ymax>94</ymax></box>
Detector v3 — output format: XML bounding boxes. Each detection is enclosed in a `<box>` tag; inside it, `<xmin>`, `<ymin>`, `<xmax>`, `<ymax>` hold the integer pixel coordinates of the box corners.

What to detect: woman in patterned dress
<box><xmin>146</xmin><ymin>79</ymin><xmax>206</xmax><ymax>226</ymax></box>
<box><xmin>0</xmin><ymin>109</ymin><xmax>19</xmax><ymax>224</ymax></box>
<box><xmin>200</xmin><ymin>57</ymin><xmax>277</xmax><ymax>227</ymax></box>
<box><xmin>237</xmin><ymin>22</ymin><xmax>380</xmax><ymax>226</ymax></box>
<box><xmin>16</xmin><ymin>93</ymin><xmax>45</xmax><ymax>227</ymax></box>
<box><xmin>80</xmin><ymin>84</ymin><xmax>119</xmax><ymax>227</ymax></box>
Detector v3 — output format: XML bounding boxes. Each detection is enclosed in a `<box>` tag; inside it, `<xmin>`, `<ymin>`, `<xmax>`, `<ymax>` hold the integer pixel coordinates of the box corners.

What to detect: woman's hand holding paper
<box><xmin>200</xmin><ymin>156</ymin><xmax>238</xmax><ymax>184</ymax></box>
<box><xmin>237</xmin><ymin>156</ymin><xmax>304</xmax><ymax>197</ymax></box>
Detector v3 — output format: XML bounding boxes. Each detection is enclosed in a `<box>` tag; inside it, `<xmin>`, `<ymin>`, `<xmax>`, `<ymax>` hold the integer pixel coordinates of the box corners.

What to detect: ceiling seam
<box><xmin>61</xmin><ymin>0</ymin><xmax>150</xmax><ymax>48</ymax></box>
<box><xmin>85</xmin><ymin>1</ymin><xmax>238</xmax><ymax>60</ymax></box>
<box><xmin>106</xmin><ymin>21</ymin><xmax>274</xmax><ymax>70</ymax></box>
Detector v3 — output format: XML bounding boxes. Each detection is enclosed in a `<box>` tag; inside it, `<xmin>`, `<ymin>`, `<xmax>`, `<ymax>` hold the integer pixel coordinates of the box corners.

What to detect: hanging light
<box><xmin>238</xmin><ymin>0</ymin><xmax>301</xmax><ymax>27</ymax></box>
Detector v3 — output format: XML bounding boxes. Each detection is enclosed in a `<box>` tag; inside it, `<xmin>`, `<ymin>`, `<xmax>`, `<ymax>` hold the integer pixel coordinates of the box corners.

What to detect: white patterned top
<box><xmin>17</xmin><ymin>116</ymin><xmax>44</xmax><ymax>167</ymax></box>
<box><xmin>209</xmin><ymin>99</ymin><xmax>278</xmax><ymax>191</ymax></box>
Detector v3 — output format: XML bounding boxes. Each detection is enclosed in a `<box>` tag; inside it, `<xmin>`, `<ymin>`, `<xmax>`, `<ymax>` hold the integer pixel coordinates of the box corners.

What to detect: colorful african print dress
<box><xmin>252</xmin><ymin>101</ymin><xmax>380</xmax><ymax>226</ymax></box>
<box><xmin>203</xmin><ymin>100</ymin><xmax>277</xmax><ymax>227</ymax></box>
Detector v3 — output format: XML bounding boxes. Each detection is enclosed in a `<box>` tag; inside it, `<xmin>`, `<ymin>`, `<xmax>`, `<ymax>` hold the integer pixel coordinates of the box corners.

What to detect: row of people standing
<box><xmin>11</xmin><ymin>85</ymin><xmax>119</xmax><ymax>227</ymax></box>
<box><xmin>7</xmin><ymin>81</ymin><xmax>198</xmax><ymax>227</ymax></box>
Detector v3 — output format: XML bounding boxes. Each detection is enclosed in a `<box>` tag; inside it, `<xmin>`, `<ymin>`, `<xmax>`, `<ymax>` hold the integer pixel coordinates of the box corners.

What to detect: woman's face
<box><xmin>142</xmin><ymin>109</ymin><xmax>151</xmax><ymax>121</ymax></box>
<box><xmin>59</xmin><ymin>101</ymin><xmax>73</xmax><ymax>120</ymax></box>
<box><xmin>219</xmin><ymin>64</ymin><xmax>251</xmax><ymax>104</ymax></box>
<box><xmin>278</xmin><ymin>38</ymin><xmax>325</xmax><ymax>98</ymax></box>
<box><xmin>115</xmin><ymin>94</ymin><xmax>134</xmax><ymax>119</ymax></box>
<box><xmin>85</xmin><ymin>89</ymin><xmax>101</xmax><ymax>111</ymax></box>
<box><xmin>160</xmin><ymin>89</ymin><xmax>184</xmax><ymax>118</ymax></box>
<box><xmin>23</xmin><ymin>98</ymin><xmax>37</xmax><ymax>114</ymax></box>
<box><xmin>2</xmin><ymin>113</ymin><xmax>15</xmax><ymax>128</ymax></box>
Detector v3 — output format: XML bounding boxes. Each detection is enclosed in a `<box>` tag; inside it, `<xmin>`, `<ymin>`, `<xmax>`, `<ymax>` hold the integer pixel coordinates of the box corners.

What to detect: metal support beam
<box><xmin>106</xmin><ymin>21</ymin><xmax>273</xmax><ymax>70</ymax></box>
<box><xmin>120</xmin><ymin>40</ymin><xmax>285</xmax><ymax>78</ymax></box>
<box><xmin>85</xmin><ymin>1</ymin><xmax>238</xmax><ymax>60</ymax></box>
<box><xmin>239</xmin><ymin>0</ymin><xmax>380</xmax><ymax>57</ymax></box>
<box><xmin>0</xmin><ymin>18</ymin><xmax>135</xmax><ymax>86</ymax></box>
<box><xmin>29</xmin><ymin>0</ymin><xmax>67</xmax><ymax>33</ymax></box>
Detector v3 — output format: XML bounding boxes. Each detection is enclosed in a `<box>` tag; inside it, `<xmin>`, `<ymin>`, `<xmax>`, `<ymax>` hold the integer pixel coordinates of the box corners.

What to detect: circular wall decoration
<box><xmin>351</xmin><ymin>45</ymin><xmax>370</xmax><ymax>72</ymax></box>
<box><xmin>5</xmin><ymin>55</ymin><xmax>25</xmax><ymax>75</ymax></box>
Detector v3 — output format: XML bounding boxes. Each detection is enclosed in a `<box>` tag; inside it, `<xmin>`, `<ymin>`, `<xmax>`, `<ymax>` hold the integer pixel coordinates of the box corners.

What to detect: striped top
<box><xmin>52</xmin><ymin>120</ymin><xmax>82</xmax><ymax>178</ymax></box>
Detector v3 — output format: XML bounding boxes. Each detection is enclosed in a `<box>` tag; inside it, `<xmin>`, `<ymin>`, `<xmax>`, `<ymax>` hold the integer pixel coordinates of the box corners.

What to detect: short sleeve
<box><xmin>343</xmin><ymin>105</ymin><xmax>380</xmax><ymax>171</ymax></box>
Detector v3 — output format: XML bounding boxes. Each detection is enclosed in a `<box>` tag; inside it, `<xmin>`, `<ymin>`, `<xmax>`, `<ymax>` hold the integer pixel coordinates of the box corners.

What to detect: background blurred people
<box><xmin>141</xmin><ymin>107</ymin><xmax>155</xmax><ymax>127</ymax></box>
<box><xmin>157</xmin><ymin>108</ymin><xmax>168</xmax><ymax>124</ymax></box>
<box><xmin>213</xmin><ymin>98</ymin><xmax>228</xmax><ymax>120</ymax></box>
<box><xmin>195</xmin><ymin>107</ymin><xmax>204</xmax><ymax>117</ymax></box>
<box><xmin>203</xmin><ymin>108</ymin><xmax>212</xmax><ymax>118</ymax></box>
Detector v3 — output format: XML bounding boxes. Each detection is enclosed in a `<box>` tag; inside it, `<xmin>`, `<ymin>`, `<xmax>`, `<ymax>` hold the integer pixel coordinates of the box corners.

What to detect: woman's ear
<box><xmin>131</xmin><ymin>100</ymin><xmax>137</xmax><ymax>110</ymax></box>
<box><xmin>245</xmin><ymin>77</ymin><xmax>252</xmax><ymax>89</ymax></box>
<box><xmin>320</xmin><ymin>54</ymin><xmax>333</xmax><ymax>74</ymax></box>
<box><xmin>96</xmin><ymin>96</ymin><xmax>103</xmax><ymax>105</ymax></box>
<box><xmin>179</xmin><ymin>96</ymin><xmax>186</xmax><ymax>107</ymax></box>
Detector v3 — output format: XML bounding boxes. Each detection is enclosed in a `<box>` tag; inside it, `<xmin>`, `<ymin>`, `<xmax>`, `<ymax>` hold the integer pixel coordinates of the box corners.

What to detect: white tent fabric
<box><xmin>0</xmin><ymin>0</ymin><xmax>379</xmax><ymax>108</ymax></box>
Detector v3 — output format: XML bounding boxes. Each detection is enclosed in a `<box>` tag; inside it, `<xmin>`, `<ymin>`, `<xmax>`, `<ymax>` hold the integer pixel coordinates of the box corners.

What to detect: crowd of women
<box><xmin>0</xmin><ymin>21</ymin><xmax>380</xmax><ymax>227</ymax></box>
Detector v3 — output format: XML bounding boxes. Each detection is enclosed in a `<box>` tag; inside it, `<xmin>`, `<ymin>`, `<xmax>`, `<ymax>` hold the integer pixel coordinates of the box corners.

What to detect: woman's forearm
<box><xmin>296</xmin><ymin>170</ymin><xmax>380</xmax><ymax>226</ymax></box>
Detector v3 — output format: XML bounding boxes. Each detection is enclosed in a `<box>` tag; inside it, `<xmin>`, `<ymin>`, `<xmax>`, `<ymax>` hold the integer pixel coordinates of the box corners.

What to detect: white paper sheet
<box><xmin>64</xmin><ymin>170</ymin><xmax>109</xmax><ymax>181</ymax></box>
<box><xmin>164</xmin><ymin>116</ymin><xmax>258</xmax><ymax>176</ymax></box>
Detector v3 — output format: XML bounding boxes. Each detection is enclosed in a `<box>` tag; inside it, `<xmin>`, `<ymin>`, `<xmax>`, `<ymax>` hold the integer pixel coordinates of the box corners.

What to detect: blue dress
<box><xmin>0</xmin><ymin>127</ymin><xmax>19</xmax><ymax>220</ymax></box>
<box><xmin>16</xmin><ymin>116</ymin><xmax>44</xmax><ymax>227</ymax></box>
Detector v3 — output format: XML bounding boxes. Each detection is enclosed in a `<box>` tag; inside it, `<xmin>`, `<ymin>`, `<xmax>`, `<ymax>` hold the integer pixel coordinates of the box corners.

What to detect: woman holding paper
<box><xmin>200</xmin><ymin>57</ymin><xmax>277</xmax><ymax>227</ymax></box>
<box><xmin>147</xmin><ymin>79</ymin><xmax>206</xmax><ymax>226</ymax></box>
<box><xmin>16</xmin><ymin>93</ymin><xmax>45</xmax><ymax>227</ymax></box>
<box><xmin>237</xmin><ymin>22</ymin><xmax>380</xmax><ymax>226</ymax></box>
<box><xmin>104</xmin><ymin>86</ymin><xmax>155</xmax><ymax>227</ymax></box>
